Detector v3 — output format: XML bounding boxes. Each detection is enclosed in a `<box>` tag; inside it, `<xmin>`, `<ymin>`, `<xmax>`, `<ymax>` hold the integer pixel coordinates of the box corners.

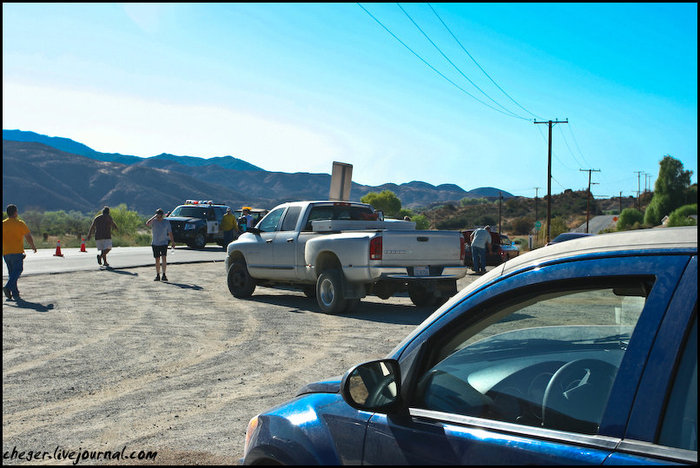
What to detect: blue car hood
<box><xmin>296</xmin><ymin>376</ymin><xmax>342</xmax><ymax>396</ymax></box>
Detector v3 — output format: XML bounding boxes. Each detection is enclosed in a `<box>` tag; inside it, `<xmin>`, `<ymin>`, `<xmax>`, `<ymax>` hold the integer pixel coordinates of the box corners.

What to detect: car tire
<box><xmin>408</xmin><ymin>283</ymin><xmax>434</xmax><ymax>307</ymax></box>
<box><xmin>227</xmin><ymin>259</ymin><xmax>256</xmax><ymax>298</ymax></box>
<box><xmin>316</xmin><ymin>270</ymin><xmax>347</xmax><ymax>314</ymax></box>
<box><xmin>193</xmin><ymin>231</ymin><xmax>207</xmax><ymax>249</ymax></box>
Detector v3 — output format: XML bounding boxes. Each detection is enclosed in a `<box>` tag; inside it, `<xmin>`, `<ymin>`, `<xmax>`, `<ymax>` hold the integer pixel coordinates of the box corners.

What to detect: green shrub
<box><xmin>617</xmin><ymin>208</ymin><xmax>645</xmax><ymax>231</ymax></box>
<box><xmin>667</xmin><ymin>204</ymin><xmax>697</xmax><ymax>227</ymax></box>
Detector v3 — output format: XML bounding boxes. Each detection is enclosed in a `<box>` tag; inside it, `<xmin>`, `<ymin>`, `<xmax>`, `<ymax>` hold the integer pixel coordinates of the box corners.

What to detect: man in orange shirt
<box><xmin>3</xmin><ymin>204</ymin><xmax>37</xmax><ymax>301</ymax></box>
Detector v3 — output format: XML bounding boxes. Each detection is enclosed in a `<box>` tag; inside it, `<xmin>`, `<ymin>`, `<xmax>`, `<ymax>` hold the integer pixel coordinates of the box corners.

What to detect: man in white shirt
<box><xmin>470</xmin><ymin>225</ymin><xmax>492</xmax><ymax>274</ymax></box>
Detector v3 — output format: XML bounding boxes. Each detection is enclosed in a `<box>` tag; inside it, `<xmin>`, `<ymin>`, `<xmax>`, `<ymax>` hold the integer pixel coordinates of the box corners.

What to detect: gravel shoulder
<box><xmin>2</xmin><ymin>262</ymin><xmax>482</xmax><ymax>465</ymax></box>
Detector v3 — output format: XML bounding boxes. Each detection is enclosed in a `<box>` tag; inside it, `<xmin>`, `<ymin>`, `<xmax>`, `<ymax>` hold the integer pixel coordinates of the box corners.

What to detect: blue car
<box><xmin>243</xmin><ymin>227</ymin><xmax>697</xmax><ymax>465</ymax></box>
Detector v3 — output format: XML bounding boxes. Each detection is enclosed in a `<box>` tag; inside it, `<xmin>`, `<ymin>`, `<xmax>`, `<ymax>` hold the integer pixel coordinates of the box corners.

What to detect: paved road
<box><xmin>2</xmin><ymin>245</ymin><xmax>227</xmax><ymax>278</ymax></box>
<box><xmin>572</xmin><ymin>215</ymin><xmax>617</xmax><ymax>234</ymax></box>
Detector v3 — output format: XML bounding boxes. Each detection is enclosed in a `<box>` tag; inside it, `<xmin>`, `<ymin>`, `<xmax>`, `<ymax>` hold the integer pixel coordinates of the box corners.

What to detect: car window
<box><xmin>413</xmin><ymin>278</ymin><xmax>653</xmax><ymax>435</ymax></box>
<box><xmin>281</xmin><ymin>206</ymin><xmax>302</xmax><ymax>232</ymax></box>
<box><xmin>257</xmin><ymin>208</ymin><xmax>285</xmax><ymax>233</ymax></box>
<box><xmin>303</xmin><ymin>205</ymin><xmax>376</xmax><ymax>231</ymax></box>
<box><xmin>657</xmin><ymin>314</ymin><xmax>697</xmax><ymax>451</ymax></box>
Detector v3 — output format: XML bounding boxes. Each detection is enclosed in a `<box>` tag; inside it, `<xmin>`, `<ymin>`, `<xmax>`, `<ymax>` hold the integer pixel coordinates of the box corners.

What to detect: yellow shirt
<box><xmin>3</xmin><ymin>217</ymin><xmax>30</xmax><ymax>255</ymax></box>
<box><xmin>221</xmin><ymin>213</ymin><xmax>238</xmax><ymax>232</ymax></box>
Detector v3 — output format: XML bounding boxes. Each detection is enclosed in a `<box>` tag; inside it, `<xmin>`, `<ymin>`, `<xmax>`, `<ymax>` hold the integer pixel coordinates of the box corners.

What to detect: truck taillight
<box><xmin>370</xmin><ymin>236</ymin><xmax>383</xmax><ymax>260</ymax></box>
<box><xmin>460</xmin><ymin>236</ymin><xmax>466</xmax><ymax>261</ymax></box>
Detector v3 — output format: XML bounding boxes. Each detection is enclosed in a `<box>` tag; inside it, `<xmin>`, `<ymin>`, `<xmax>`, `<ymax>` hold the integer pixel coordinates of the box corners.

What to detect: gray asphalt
<box><xmin>2</xmin><ymin>245</ymin><xmax>227</xmax><ymax>278</ymax></box>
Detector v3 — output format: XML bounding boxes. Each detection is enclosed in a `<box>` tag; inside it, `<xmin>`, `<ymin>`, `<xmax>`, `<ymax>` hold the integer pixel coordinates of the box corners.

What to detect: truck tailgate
<box><xmin>380</xmin><ymin>231</ymin><xmax>461</xmax><ymax>265</ymax></box>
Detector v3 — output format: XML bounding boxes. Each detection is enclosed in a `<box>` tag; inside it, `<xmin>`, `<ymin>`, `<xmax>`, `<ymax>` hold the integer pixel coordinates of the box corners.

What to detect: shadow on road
<box><xmin>103</xmin><ymin>268</ymin><xmax>139</xmax><ymax>276</ymax></box>
<box><xmin>163</xmin><ymin>282</ymin><xmax>204</xmax><ymax>291</ymax></box>
<box><xmin>179</xmin><ymin>246</ymin><xmax>227</xmax><ymax>253</ymax></box>
<box><xmin>246</xmin><ymin>293</ymin><xmax>436</xmax><ymax>326</ymax></box>
<box><xmin>7</xmin><ymin>298</ymin><xmax>55</xmax><ymax>313</ymax></box>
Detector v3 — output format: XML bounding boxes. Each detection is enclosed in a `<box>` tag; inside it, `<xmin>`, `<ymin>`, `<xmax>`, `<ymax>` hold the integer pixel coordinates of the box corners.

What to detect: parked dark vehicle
<box><xmin>166</xmin><ymin>200</ymin><xmax>231</xmax><ymax>249</ymax></box>
<box><xmin>462</xmin><ymin>229</ymin><xmax>518</xmax><ymax>266</ymax></box>
<box><xmin>546</xmin><ymin>232</ymin><xmax>593</xmax><ymax>246</ymax></box>
<box><xmin>243</xmin><ymin>226</ymin><xmax>697</xmax><ymax>465</ymax></box>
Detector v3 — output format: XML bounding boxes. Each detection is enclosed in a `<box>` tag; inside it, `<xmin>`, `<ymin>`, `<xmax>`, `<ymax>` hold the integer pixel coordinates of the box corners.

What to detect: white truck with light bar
<box><xmin>225</xmin><ymin>200</ymin><xmax>467</xmax><ymax>313</ymax></box>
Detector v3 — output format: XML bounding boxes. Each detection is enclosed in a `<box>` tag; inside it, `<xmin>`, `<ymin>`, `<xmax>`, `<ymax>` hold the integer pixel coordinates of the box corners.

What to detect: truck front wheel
<box><xmin>227</xmin><ymin>260</ymin><xmax>256</xmax><ymax>298</ymax></box>
<box><xmin>193</xmin><ymin>230</ymin><xmax>207</xmax><ymax>249</ymax></box>
<box><xmin>316</xmin><ymin>270</ymin><xmax>347</xmax><ymax>314</ymax></box>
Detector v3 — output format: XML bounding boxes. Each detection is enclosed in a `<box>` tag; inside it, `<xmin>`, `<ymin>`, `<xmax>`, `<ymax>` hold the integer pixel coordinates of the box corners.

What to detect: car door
<box><xmin>605</xmin><ymin>256</ymin><xmax>697</xmax><ymax>464</ymax></box>
<box><xmin>362</xmin><ymin>254</ymin><xmax>690</xmax><ymax>465</ymax></box>
<box><xmin>206</xmin><ymin>207</ymin><xmax>219</xmax><ymax>235</ymax></box>
<box><xmin>271</xmin><ymin>205</ymin><xmax>303</xmax><ymax>279</ymax></box>
<box><xmin>246</xmin><ymin>207</ymin><xmax>284</xmax><ymax>278</ymax></box>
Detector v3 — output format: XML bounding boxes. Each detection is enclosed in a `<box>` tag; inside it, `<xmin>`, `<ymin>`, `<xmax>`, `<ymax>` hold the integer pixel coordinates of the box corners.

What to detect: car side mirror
<box><xmin>246</xmin><ymin>227</ymin><xmax>261</xmax><ymax>235</ymax></box>
<box><xmin>341</xmin><ymin>359</ymin><xmax>402</xmax><ymax>413</ymax></box>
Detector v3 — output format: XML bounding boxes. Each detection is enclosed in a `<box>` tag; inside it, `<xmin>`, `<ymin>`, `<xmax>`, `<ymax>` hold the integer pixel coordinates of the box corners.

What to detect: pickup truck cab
<box><xmin>225</xmin><ymin>201</ymin><xmax>467</xmax><ymax>313</ymax></box>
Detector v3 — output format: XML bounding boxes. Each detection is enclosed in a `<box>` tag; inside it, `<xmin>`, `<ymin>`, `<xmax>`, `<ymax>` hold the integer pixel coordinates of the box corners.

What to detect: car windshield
<box><xmin>170</xmin><ymin>206</ymin><xmax>209</xmax><ymax>218</ymax></box>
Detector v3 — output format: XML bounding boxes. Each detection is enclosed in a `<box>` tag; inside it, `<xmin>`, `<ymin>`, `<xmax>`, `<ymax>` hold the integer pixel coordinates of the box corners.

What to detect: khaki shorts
<box><xmin>96</xmin><ymin>239</ymin><xmax>113</xmax><ymax>251</ymax></box>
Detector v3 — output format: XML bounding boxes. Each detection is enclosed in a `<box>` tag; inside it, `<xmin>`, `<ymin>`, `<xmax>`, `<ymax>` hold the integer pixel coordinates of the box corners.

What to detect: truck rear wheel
<box><xmin>408</xmin><ymin>283</ymin><xmax>434</xmax><ymax>307</ymax></box>
<box><xmin>316</xmin><ymin>270</ymin><xmax>347</xmax><ymax>314</ymax></box>
<box><xmin>227</xmin><ymin>260</ymin><xmax>256</xmax><ymax>298</ymax></box>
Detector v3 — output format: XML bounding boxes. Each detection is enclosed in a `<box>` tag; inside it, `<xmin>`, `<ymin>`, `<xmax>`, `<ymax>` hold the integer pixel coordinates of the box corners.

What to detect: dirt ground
<box><xmin>2</xmin><ymin>262</ymin><xmax>483</xmax><ymax>465</ymax></box>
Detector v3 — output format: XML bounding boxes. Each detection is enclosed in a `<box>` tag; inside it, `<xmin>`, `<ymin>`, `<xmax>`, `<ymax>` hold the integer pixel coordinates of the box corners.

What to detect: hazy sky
<box><xmin>3</xmin><ymin>3</ymin><xmax>697</xmax><ymax>198</ymax></box>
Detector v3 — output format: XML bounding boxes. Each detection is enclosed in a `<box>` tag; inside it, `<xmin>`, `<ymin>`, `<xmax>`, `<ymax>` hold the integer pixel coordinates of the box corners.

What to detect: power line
<box><xmin>557</xmin><ymin>124</ymin><xmax>585</xmax><ymax>168</ymax></box>
<box><xmin>397</xmin><ymin>3</ymin><xmax>528</xmax><ymax>120</ymax></box>
<box><xmin>566</xmin><ymin>123</ymin><xmax>592</xmax><ymax>168</ymax></box>
<box><xmin>356</xmin><ymin>3</ymin><xmax>531</xmax><ymax>120</ymax></box>
<box><xmin>427</xmin><ymin>2</ymin><xmax>544</xmax><ymax>120</ymax></box>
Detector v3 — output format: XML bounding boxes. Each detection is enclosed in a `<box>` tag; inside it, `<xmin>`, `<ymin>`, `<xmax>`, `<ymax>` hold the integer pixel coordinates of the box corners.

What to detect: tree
<box><xmin>106</xmin><ymin>204</ymin><xmax>145</xmax><ymax>237</ymax></box>
<box><xmin>412</xmin><ymin>214</ymin><xmax>431</xmax><ymax>230</ymax></box>
<box><xmin>512</xmin><ymin>217</ymin><xmax>534</xmax><ymax>235</ymax></box>
<box><xmin>644</xmin><ymin>155</ymin><xmax>693</xmax><ymax>226</ymax></box>
<box><xmin>617</xmin><ymin>208</ymin><xmax>644</xmax><ymax>231</ymax></box>
<box><xmin>361</xmin><ymin>190</ymin><xmax>402</xmax><ymax>218</ymax></box>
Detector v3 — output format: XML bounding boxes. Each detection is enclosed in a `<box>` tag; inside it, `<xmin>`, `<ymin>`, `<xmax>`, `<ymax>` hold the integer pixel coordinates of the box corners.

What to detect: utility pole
<box><xmin>634</xmin><ymin>171</ymin><xmax>643</xmax><ymax>209</ymax></box>
<box><xmin>498</xmin><ymin>192</ymin><xmax>503</xmax><ymax>234</ymax></box>
<box><xmin>619</xmin><ymin>191</ymin><xmax>623</xmax><ymax>215</ymax></box>
<box><xmin>580</xmin><ymin>169</ymin><xmax>601</xmax><ymax>233</ymax></box>
<box><xmin>533</xmin><ymin>187</ymin><xmax>541</xmax><ymax>222</ymax></box>
<box><xmin>534</xmin><ymin>119</ymin><xmax>568</xmax><ymax>244</ymax></box>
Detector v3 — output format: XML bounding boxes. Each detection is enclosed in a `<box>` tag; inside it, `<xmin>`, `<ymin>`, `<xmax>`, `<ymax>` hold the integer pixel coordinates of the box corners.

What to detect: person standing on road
<box><xmin>146</xmin><ymin>208</ymin><xmax>175</xmax><ymax>282</ymax></box>
<box><xmin>221</xmin><ymin>208</ymin><xmax>238</xmax><ymax>250</ymax></box>
<box><xmin>470</xmin><ymin>225</ymin><xmax>492</xmax><ymax>275</ymax></box>
<box><xmin>87</xmin><ymin>206</ymin><xmax>118</xmax><ymax>268</ymax></box>
<box><xmin>3</xmin><ymin>204</ymin><xmax>37</xmax><ymax>301</ymax></box>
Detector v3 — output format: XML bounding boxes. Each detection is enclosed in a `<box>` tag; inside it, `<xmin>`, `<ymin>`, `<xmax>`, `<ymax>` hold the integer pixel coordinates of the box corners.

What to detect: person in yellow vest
<box><xmin>3</xmin><ymin>204</ymin><xmax>37</xmax><ymax>301</ymax></box>
<box><xmin>221</xmin><ymin>208</ymin><xmax>239</xmax><ymax>251</ymax></box>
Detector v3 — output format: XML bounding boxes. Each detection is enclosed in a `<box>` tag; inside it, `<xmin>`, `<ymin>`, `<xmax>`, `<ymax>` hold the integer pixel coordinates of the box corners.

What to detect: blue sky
<box><xmin>3</xmin><ymin>3</ymin><xmax>697</xmax><ymax>199</ymax></box>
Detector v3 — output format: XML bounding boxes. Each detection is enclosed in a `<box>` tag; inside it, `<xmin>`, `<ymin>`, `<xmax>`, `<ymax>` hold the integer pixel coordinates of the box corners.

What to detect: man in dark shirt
<box><xmin>87</xmin><ymin>206</ymin><xmax>118</xmax><ymax>268</ymax></box>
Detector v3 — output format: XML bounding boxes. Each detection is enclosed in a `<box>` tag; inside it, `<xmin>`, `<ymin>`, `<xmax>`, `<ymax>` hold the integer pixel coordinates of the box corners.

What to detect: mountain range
<box><xmin>3</xmin><ymin>129</ymin><xmax>513</xmax><ymax>215</ymax></box>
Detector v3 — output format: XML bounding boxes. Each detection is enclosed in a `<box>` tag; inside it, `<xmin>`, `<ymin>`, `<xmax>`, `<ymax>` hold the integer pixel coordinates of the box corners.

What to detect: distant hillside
<box><xmin>2</xmin><ymin>140</ymin><xmax>257</xmax><ymax>213</ymax></box>
<box><xmin>3</xmin><ymin>129</ymin><xmax>263</xmax><ymax>171</ymax></box>
<box><xmin>3</xmin><ymin>130</ymin><xmax>515</xmax><ymax>213</ymax></box>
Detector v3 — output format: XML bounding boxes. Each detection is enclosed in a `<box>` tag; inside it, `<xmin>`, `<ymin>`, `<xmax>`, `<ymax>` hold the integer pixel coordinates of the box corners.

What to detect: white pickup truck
<box><xmin>225</xmin><ymin>200</ymin><xmax>467</xmax><ymax>313</ymax></box>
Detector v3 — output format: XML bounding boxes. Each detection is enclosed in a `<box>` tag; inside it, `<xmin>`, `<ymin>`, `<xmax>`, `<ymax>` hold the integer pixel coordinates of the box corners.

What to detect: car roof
<box><xmin>503</xmin><ymin>226</ymin><xmax>697</xmax><ymax>276</ymax></box>
<box><xmin>555</xmin><ymin>232</ymin><xmax>591</xmax><ymax>239</ymax></box>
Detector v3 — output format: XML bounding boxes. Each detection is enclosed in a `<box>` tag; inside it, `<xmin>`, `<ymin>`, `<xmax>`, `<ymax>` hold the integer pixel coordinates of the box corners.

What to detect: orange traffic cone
<box><xmin>53</xmin><ymin>240</ymin><xmax>64</xmax><ymax>257</ymax></box>
<box><xmin>80</xmin><ymin>238</ymin><xmax>87</xmax><ymax>252</ymax></box>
